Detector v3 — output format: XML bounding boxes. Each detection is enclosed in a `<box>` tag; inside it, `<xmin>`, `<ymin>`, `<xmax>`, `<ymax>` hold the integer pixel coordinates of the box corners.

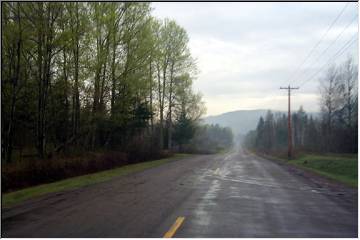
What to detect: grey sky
<box><xmin>152</xmin><ymin>2</ymin><xmax>358</xmax><ymax>116</ymax></box>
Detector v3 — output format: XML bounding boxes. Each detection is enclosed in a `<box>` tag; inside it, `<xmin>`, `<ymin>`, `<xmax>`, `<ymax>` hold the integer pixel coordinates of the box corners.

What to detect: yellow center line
<box><xmin>163</xmin><ymin>216</ymin><xmax>185</xmax><ymax>238</ymax></box>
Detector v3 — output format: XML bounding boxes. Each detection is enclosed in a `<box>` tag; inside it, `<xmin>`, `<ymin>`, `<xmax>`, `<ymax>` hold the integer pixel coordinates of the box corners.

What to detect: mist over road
<box><xmin>2</xmin><ymin>148</ymin><xmax>357</xmax><ymax>237</ymax></box>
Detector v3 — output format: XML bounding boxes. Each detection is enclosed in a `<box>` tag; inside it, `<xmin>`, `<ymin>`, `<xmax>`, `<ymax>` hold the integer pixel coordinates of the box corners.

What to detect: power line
<box><xmin>299</xmin><ymin>34</ymin><xmax>358</xmax><ymax>87</ymax></box>
<box><xmin>279</xmin><ymin>2</ymin><xmax>350</xmax><ymax>87</ymax></box>
<box><xmin>292</xmin><ymin>13</ymin><xmax>358</xmax><ymax>85</ymax></box>
<box><xmin>271</xmin><ymin>24</ymin><xmax>356</xmax><ymax>119</ymax></box>
<box><xmin>298</xmin><ymin>34</ymin><xmax>358</xmax><ymax>88</ymax></box>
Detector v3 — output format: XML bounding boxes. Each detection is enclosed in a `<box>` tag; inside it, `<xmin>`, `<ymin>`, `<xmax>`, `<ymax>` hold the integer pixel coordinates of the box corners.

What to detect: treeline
<box><xmin>244</xmin><ymin>58</ymin><xmax>358</xmax><ymax>155</ymax></box>
<box><xmin>2</xmin><ymin>2</ymin><xmax>208</xmax><ymax>164</ymax></box>
<box><xmin>185</xmin><ymin>124</ymin><xmax>233</xmax><ymax>154</ymax></box>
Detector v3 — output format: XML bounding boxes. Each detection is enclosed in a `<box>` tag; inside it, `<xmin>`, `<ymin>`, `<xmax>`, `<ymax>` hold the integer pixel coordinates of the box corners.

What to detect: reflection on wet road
<box><xmin>2</xmin><ymin>148</ymin><xmax>357</xmax><ymax>237</ymax></box>
<box><xmin>169</xmin><ymin>148</ymin><xmax>357</xmax><ymax>237</ymax></box>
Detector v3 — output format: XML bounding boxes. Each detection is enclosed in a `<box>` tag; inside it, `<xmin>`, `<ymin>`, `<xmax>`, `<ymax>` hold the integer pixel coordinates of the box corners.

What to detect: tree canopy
<box><xmin>1</xmin><ymin>2</ymin><xmax>206</xmax><ymax>163</ymax></box>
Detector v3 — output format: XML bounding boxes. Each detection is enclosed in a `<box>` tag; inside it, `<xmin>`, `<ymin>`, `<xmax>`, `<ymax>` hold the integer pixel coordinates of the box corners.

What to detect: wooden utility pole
<box><xmin>280</xmin><ymin>85</ymin><xmax>299</xmax><ymax>160</ymax></box>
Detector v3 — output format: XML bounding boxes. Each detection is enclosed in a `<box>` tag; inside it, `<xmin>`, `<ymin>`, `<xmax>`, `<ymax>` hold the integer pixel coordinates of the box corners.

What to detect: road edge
<box><xmin>244</xmin><ymin>149</ymin><xmax>357</xmax><ymax>191</ymax></box>
<box><xmin>2</xmin><ymin>154</ymin><xmax>193</xmax><ymax>209</ymax></box>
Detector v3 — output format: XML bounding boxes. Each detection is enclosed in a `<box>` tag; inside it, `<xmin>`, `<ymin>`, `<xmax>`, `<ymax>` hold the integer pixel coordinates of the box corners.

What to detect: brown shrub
<box><xmin>2</xmin><ymin>151</ymin><xmax>130</xmax><ymax>192</ymax></box>
<box><xmin>2</xmin><ymin>133</ymin><xmax>174</xmax><ymax>192</ymax></box>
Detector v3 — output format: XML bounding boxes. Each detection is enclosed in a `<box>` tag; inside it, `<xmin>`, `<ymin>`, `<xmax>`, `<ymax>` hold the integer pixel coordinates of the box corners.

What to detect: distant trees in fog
<box><xmin>180</xmin><ymin>124</ymin><xmax>234</xmax><ymax>154</ymax></box>
<box><xmin>244</xmin><ymin>57</ymin><xmax>358</xmax><ymax>154</ymax></box>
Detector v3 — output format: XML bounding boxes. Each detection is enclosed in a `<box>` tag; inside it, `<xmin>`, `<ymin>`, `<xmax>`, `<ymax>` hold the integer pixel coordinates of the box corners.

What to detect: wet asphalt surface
<box><xmin>2</xmin><ymin>148</ymin><xmax>358</xmax><ymax>237</ymax></box>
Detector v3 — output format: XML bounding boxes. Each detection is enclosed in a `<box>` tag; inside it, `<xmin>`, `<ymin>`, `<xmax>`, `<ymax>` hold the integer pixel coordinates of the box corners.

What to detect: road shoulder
<box><xmin>246</xmin><ymin>150</ymin><xmax>358</xmax><ymax>213</ymax></box>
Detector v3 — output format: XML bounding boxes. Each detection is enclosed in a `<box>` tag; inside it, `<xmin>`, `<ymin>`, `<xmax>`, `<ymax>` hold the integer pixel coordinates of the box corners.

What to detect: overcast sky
<box><xmin>152</xmin><ymin>2</ymin><xmax>358</xmax><ymax>117</ymax></box>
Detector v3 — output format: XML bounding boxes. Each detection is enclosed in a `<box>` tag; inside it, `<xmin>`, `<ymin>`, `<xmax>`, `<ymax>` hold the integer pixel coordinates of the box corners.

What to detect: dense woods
<box><xmin>1</xmin><ymin>2</ymin><xmax>235</xmax><ymax>190</ymax></box>
<box><xmin>1</xmin><ymin>2</ymin><xmax>211</xmax><ymax>164</ymax></box>
<box><xmin>244</xmin><ymin>57</ymin><xmax>358</xmax><ymax>155</ymax></box>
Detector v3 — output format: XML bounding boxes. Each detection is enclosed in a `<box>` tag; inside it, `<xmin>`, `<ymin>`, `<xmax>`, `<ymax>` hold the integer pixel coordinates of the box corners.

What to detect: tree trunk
<box><xmin>62</xmin><ymin>43</ymin><xmax>69</xmax><ymax>147</ymax></box>
<box><xmin>167</xmin><ymin>62</ymin><xmax>174</xmax><ymax>150</ymax></box>
<box><xmin>110</xmin><ymin>21</ymin><xmax>117</xmax><ymax>116</ymax></box>
<box><xmin>36</xmin><ymin>3</ymin><xmax>45</xmax><ymax>158</ymax></box>
<box><xmin>149</xmin><ymin>58</ymin><xmax>153</xmax><ymax>133</ymax></box>
<box><xmin>72</xmin><ymin>2</ymin><xmax>80</xmax><ymax>139</ymax></box>
<box><xmin>157</xmin><ymin>63</ymin><xmax>164</xmax><ymax>150</ymax></box>
<box><xmin>5</xmin><ymin>3</ymin><xmax>22</xmax><ymax>163</ymax></box>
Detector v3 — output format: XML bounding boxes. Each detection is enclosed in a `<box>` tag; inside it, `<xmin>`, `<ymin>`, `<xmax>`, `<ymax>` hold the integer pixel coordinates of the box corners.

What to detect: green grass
<box><xmin>290</xmin><ymin>154</ymin><xmax>358</xmax><ymax>187</ymax></box>
<box><xmin>3</xmin><ymin>154</ymin><xmax>190</xmax><ymax>208</ymax></box>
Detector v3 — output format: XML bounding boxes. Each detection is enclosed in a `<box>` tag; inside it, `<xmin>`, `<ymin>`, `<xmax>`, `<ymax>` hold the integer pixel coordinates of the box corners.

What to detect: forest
<box><xmin>1</xmin><ymin>2</ymin><xmax>233</xmax><ymax>190</ymax></box>
<box><xmin>244</xmin><ymin>57</ymin><xmax>358</xmax><ymax>156</ymax></box>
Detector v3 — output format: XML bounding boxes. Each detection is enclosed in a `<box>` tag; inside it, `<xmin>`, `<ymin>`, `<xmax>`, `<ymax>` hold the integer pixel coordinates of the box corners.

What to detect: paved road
<box><xmin>2</xmin><ymin>148</ymin><xmax>357</xmax><ymax>237</ymax></box>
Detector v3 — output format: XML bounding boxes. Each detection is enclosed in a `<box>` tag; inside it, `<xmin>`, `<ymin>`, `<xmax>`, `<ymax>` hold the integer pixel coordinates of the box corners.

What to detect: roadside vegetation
<box><xmin>254</xmin><ymin>152</ymin><xmax>357</xmax><ymax>187</ymax></box>
<box><xmin>291</xmin><ymin>154</ymin><xmax>357</xmax><ymax>187</ymax></box>
<box><xmin>243</xmin><ymin>57</ymin><xmax>358</xmax><ymax>187</ymax></box>
<box><xmin>3</xmin><ymin>151</ymin><xmax>169</xmax><ymax>192</ymax></box>
<box><xmin>2</xmin><ymin>2</ymin><xmax>234</xmax><ymax>193</ymax></box>
<box><xmin>3</xmin><ymin>123</ymin><xmax>233</xmax><ymax>192</ymax></box>
<box><xmin>244</xmin><ymin>57</ymin><xmax>357</xmax><ymax>155</ymax></box>
<box><xmin>3</xmin><ymin>154</ymin><xmax>190</xmax><ymax>208</ymax></box>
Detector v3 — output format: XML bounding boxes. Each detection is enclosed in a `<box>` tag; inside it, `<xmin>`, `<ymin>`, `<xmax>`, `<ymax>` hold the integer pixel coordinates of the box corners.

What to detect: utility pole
<box><xmin>280</xmin><ymin>85</ymin><xmax>299</xmax><ymax>160</ymax></box>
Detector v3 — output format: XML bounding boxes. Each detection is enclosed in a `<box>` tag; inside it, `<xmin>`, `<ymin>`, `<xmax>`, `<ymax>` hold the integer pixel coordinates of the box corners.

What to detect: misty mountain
<box><xmin>203</xmin><ymin>109</ymin><xmax>319</xmax><ymax>136</ymax></box>
<box><xmin>203</xmin><ymin>109</ymin><xmax>268</xmax><ymax>136</ymax></box>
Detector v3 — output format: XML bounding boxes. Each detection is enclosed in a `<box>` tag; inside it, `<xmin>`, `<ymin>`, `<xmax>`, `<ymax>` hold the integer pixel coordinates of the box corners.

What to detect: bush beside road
<box><xmin>3</xmin><ymin>154</ymin><xmax>190</xmax><ymax>208</ymax></box>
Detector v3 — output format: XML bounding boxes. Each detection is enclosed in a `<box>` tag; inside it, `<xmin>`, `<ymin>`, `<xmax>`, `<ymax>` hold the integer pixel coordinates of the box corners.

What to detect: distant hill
<box><xmin>203</xmin><ymin>109</ymin><xmax>319</xmax><ymax>136</ymax></box>
<box><xmin>203</xmin><ymin>109</ymin><xmax>269</xmax><ymax>136</ymax></box>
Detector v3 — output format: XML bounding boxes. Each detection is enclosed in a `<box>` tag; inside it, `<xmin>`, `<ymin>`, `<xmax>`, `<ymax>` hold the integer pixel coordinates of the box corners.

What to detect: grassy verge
<box><xmin>3</xmin><ymin>154</ymin><xmax>190</xmax><ymax>208</ymax></box>
<box><xmin>252</xmin><ymin>150</ymin><xmax>358</xmax><ymax>188</ymax></box>
<box><xmin>290</xmin><ymin>154</ymin><xmax>357</xmax><ymax>187</ymax></box>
